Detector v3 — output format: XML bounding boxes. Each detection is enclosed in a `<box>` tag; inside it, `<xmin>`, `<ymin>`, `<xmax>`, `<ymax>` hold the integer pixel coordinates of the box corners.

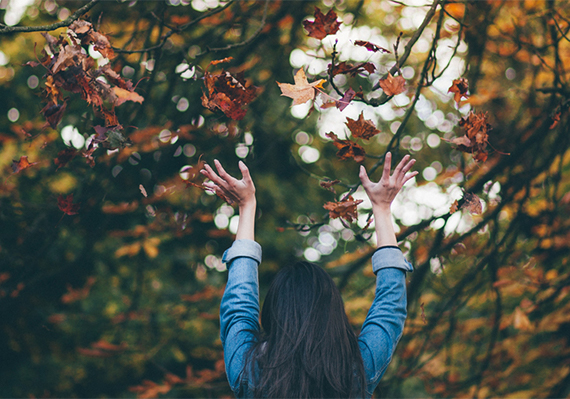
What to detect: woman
<box><xmin>201</xmin><ymin>153</ymin><xmax>417</xmax><ymax>398</ymax></box>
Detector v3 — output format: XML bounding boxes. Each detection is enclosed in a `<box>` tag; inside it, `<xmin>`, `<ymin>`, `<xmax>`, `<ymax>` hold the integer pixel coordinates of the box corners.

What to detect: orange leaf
<box><xmin>379</xmin><ymin>73</ymin><xmax>406</xmax><ymax>96</ymax></box>
<box><xmin>320</xmin><ymin>179</ymin><xmax>341</xmax><ymax>193</ymax></box>
<box><xmin>323</xmin><ymin>195</ymin><xmax>363</xmax><ymax>222</ymax></box>
<box><xmin>11</xmin><ymin>156</ymin><xmax>38</xmax><ymax>174</ymax></box>
<box><xmin>448</xmin><ymin>78</ymin><xmax>469</xmax><ymax>103</ymax></box>
<box><xmin>113</xmin><ymin>87</ymin><xmax>144</xmax><ymax>106</ymax></box>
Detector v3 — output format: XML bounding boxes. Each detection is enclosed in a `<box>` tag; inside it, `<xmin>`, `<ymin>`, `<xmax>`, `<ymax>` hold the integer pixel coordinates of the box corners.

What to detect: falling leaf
<box><xmin>354</xmin><ymin>40</ymin><xmax>391</xmax><ymax>53</ymax></box>
<box><xmin>449</xmin><ymin>192</ymin><xmax>482</xmax><ymax>215</ymax></box>
<box><xmin>337</xmin><ymin>88</ymin><xmax>356</xmax><ymax>111</ymax></box>
<box><xmin>41</xmin><ymin>101</ymin><xmax>67</xmax><ymax>129</ymax></box>
<box><xmin>302</xmin><ymin>7</ymin><xmax>341</xmax><ymax>40</ymax></box>
<box><xmin>320</xmin><ymin>179</ymin><xmax>341</xmax><ymax>193</ymax></box>
<box><xmin>54</xmin><ymin>148</ymin><xmax>78</xmax><ymax>169</ymax></box>
<box><xmin>420</xmin><ymin>302</ymin><xmax>427</xmax><ymax>324</ymax></box>
<box><xmin>329</xmin><ymin>61</ymin><xmax>375</xmax><ymax>77</ymax></box>
<box><xmin>113</xmin><ymin>87</ymin><xmax>144</xmax><ymax>106</ymax></box>
<box><xmin>277</xmin><ymin>69</ymin><xmax>325</xmax><ymax>106</ymax></box>
<box><xmin>11</xmin><ymin>156</ymin><xmax>38</xmax><ymax>174</ymax></box>
<box><xmin>513</xmin><ymin>306</ymin><xmax>533</xmax><ymax>331</ymax></box>
<box><xmin>379</xmin><ymin>73</ymin><xmax>406</xmax><ymax>96</ymax></box>
<box><xmin>444</xmin><ymin>111</ymin><xmax>491</xmax><ymax>161</ymax></box>
<box><xmin>345</xmin><ymin>112</ymin><xmax>381</xmax><ymax>140</ymax></box>
<box><xmin>326</xmin><ymin>132</ymin><xmax>366</xmax><ymax>162</ymax></box>
<box><xmin>323</xmin><ymin>195</ymin><xmax>363</xmax><ymax>222</ymax></box>
<box><xmin>202</xmin><ymin>59</ymin><xmax>258</xmax><ymax>120</ymax></box>
<box><xmin>139</xmin><ymin>184</ymin><xmax>148</xmax><ymax>197</ymax></box>
<box><xmin>550</xmin><ymin>111</ymin><xmax>561</xmax><ymax>129</ymax></box>
<box><xmin>58</xmin><ymin>194</ymin><xmax>80</xmax><ymax>215</ymax></box>
<box><xmin>448</xmin><ymin>78</ymin><xmax>469</xmax><ymax>103</ymax></box>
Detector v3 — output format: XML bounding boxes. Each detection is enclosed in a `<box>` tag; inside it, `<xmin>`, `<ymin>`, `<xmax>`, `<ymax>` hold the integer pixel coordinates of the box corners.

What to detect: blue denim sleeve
<box><xmin>358</xmin><ymin>247</ymin><xmax>413</xmax><ymax>396</ymax></box>
<box><xmin>219</xmin><ymin>239</ymin><xmax>262</xmax><ymax>396</ymax></box>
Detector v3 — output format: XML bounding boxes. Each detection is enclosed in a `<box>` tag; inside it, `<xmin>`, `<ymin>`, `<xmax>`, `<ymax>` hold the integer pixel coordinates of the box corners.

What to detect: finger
<box><xmin>394</xmin><ymin>154</ymin><xmax>410</xmax><ymax>176</ymax></box>
<box><xmin>203</xmin><ymin>163</ymin><xmax>228</xmax><ymax>187</ymax></box>
<box><xmin>359</xmin><ymin>165</ymin><xmax>372</xmax><ymax>188</ymax></box>
<box><xmin>381</xmin><ymin>152</ymin><xmax>392</xmax><ymax>180</ymax></box>
<box><xmin>214</xmin><ymin>159</ymin><xmax>238</xmax><ymax>184</ymax></box>
<box><xmin>402</xmin><ymin>171</ymin><xmax>418</xmax><ymax>186</ymax></box>
<box><xmin>238</xmin><ymin>161</ymin><xmax>253</xmax><ymax>184</ymax></box>
<box><xmin>401</xmin><ymin>158</ymin><xmax>416</xmax><ymax>174</ymax></box>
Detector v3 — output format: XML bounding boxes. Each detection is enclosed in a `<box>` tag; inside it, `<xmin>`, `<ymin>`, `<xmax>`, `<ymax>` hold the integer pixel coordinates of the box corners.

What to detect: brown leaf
<box><xmin>379</xmin><ymin>73</ymin><xmax>406</xmax><ymax>96</ymax></box>
<box><xmin>41</xmin><ymin>101</ymin><xmax>67</xmax><ymax>129</ymax></box>
<box><xmin>448</xmin><ymin>78</ymin><xmax>469</xmax><ymax>103</ymax></box>
<box><xmin>354</xmin><ymin>40</ymin><xmax>391</xmax><ymax>53</ymax></box>
<box><xmin>58</xmin><ymin>193</ymin><xmax>80</xmax><ymax>215</ymax></box>
<box><xmin>326</xmin><ymin>132</ymin><xmax>366</xmax><ymax>162</ymax></box>
<box><xmin>345</xmin><ymin>112</ymin><xmax>381</xmax><ymax>140</ymax></box>
<box><xmin>320</xmin><ymin>179</ymin><xmax>341</xmax><ymax>193</ymax></box>
<box><xmin>302</xmin><ymin>7</ymin><xmax>341</xmax><ymax>40</ymax></box>
<box><xmin>277</xmin><ymin>69</ymin><xmax>325</xmax><ymax>106</ymax></box>
<box><xmin>329</xmin><ymin>61</ymin><xmax>375</xmax><ymax>77</ymax></box>
<box><xmin>54</xmin><ymin>148</ymin><xmax>78</xmax><ymax>169</ymax></box>
<box><xmin>11</xmin><ymin>156</ymin><xmax>38</xmax><ymax>174</ymax></box>
<box><xmin>450</xmin><ymin>192</ymin><xmax>482</xmax><ymax>215</ymax></box>
<box><xmin>202</xmin><ymin>62</ymin><xmax>258</xmax><ymax>120</ymax></box>
<box><xmin>420</xmin><ymin>302</ymin><xmax>427</xmax><ymax>325</ymax></box>
<box><xmin>323</xmin><ymin>195</ymin><xmax>363</xmax><ymax>222</ymax></box>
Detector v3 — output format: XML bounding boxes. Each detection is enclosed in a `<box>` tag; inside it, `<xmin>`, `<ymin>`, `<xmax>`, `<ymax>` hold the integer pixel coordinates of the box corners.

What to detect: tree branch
<box><xmin>0</xmin><ymin>0</ymin><xmax>101</xmax><ymax>34</ymax></box>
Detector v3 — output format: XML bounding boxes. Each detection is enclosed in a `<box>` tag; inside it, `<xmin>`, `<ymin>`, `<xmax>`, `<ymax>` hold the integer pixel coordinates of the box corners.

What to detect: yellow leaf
<box><xmin>113</xmin><ymin>87</ymin><xmax>144</xmax><ymax>106</ymax></box>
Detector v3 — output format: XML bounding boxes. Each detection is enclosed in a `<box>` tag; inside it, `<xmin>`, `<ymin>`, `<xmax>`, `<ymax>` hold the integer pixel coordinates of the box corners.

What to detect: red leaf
<box><xmin>303</xmin><ymin>7</ymin><xmax>341</xmax><ymax>40</ymax></box>
<box><xmin>58</xmin><ymin>194</ymin><xmax>80</xmax><ymax>215</ymax></box>
<box><xmin>379</xmin><ymin>73</ymin><xmax>406</xmax><ymax>96</ymax></box>
<box><xmin>354</xmin><ymin>40</ymin><xmax>391</xmax><ymax>53</ymax></box>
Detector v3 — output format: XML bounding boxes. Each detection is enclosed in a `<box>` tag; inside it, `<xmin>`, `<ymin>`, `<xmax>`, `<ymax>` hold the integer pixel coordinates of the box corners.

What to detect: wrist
<box><xmin>239</xmin><ymin>199</ymin><xmax>256</xmax><ymax>212</ymax></box>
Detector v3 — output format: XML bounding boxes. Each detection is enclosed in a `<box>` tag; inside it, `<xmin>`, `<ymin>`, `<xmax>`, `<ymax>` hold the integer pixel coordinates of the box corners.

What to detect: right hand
<box><xmin>200</xmin><ymin>159</ymin><xmax>256</xmax><ymax>208</ymax></box>
<box><xmin>359</xmin><ymin>152</ymin><xmax>417</xmax><ymax>210</ymax></box>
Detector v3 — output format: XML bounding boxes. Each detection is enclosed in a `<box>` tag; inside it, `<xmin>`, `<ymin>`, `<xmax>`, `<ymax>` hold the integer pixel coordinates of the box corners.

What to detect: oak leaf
<box><xmin>326</xmin><ymin>132</ymin><xmax>366</xmax><ymax>162</ymax></box>
<box><xmin>58</xmin><ymin>194</ymin><xmax>80</xmax><ymax>215</ymax></box>
<box><xmin>346</xmin><ymin>112</ymin><xmax>380</xmax><ymax>140</ymax></box>
<box><xmin>354</xmin><ymin>40</ymin><xmax>391</xmax><ymax>53</ymax></box>
<box><xmin>11</xmin><ymin>156</ymin><xmax>38</xmax><ymax>174</ymax></box>
<box><xmin>379</xmin><ymin>73</ymin><xmax>406</xmax><ymax>96</ymax></box>
<box><xmin>277</xmin><ymin>69</ymin><xmax>325</xmax><ymax>106</ymax></box>
<box><xmin>303</xmin><ymin>7</ymin><xmax>341</xmax><ymax>40</ymax></box>
<box><xmin>323</xmin><ymin>195</ymin><xmax>363</xmax><ymax>222</ymax></box>
<box><xmin>448</xmin><ymin>78</ymin><xmax>469</xmax><ymax>103</ymax></box>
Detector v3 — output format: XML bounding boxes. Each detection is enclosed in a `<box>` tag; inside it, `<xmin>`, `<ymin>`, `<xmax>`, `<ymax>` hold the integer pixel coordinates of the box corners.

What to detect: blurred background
<box><xmin>0</xmin><ymin>0</ymin><xmax>569</xmax><ymax>397</ymax></box>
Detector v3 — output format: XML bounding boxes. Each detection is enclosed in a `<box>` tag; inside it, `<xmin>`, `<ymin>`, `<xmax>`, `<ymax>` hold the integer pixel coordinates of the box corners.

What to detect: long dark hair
<box><xmin>246</xmin><ymin>261</ymin><xmax>366</xmax><ymax>398</ymax></box>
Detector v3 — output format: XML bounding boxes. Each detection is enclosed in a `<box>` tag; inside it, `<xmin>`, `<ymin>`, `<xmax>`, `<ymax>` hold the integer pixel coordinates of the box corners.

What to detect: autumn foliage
<box><xmin>1</xmin><ymin>1</ymin><xmax>570</xmax><ymax>398</ymax></box>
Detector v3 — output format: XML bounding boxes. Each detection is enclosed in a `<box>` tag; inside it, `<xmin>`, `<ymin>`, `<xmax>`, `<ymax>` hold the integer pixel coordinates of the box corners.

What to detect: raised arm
<box><xmin>357</xmin><ymin>153</ymin><xmax>417</xmax><ymax>394</ymax></box>
<box><xmin>201</xmin><ymin>160</ymin><xmax>259</xmax><ymax>394</ymax></box>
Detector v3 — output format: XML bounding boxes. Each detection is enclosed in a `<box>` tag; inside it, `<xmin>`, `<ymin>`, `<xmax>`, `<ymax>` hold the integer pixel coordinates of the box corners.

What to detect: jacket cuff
<box><xmin>372</xmin><ymin>247</ymin><xmax>414</xmax><ymax>274</ymax></box>
<box><xmin>222</xmin><ymin>239</ymin><xmax>262</xmax><ymax>265</ymax></box>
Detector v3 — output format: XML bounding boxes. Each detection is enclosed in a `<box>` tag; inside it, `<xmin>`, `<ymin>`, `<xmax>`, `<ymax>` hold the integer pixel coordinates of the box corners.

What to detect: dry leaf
<box><xmin>345</xmin><ymin>112</ymin><xmax>380</xmax><ymax>140</ymax></box>
<box><xmin>323</xmin><ymin>195</ymin><xmax>363</xmax><ymax>222</ymax></box>
<box><xmin>379</xmin><ymin>73</ymin><xmax>406</xmax><ymax>96</ymax></box>
<box><xmin>326</xmin><ymin>132</ymin><xmax>366</xmax><ymax>162</ymax></box>
<box><xmin>303</xmin><ymin>7</ymin><xmax>341</xmax><ymax>40</ymax></box>
<box><xmin>448</xmin><ymin>78</ymin><xmax>469</xmax><ymax>103</ymax></box>
<box><xmin>11</xmin><ymin>156</ymin><xmax>38</xmax><ymax>174</ymax></box>
<box><xmin>277</xmin><ymin>69</ymin><xmax>325</xmax><ymax>106</ymax></box>
<box><xmin>354</xmin><ymin>40</ymin><xmax>391</xmax><ymax>53</ymax></box>
<box><xmin>113</xmin><ymin>86</ymin><xmax>144</xmax><ymax>106</ymax></box>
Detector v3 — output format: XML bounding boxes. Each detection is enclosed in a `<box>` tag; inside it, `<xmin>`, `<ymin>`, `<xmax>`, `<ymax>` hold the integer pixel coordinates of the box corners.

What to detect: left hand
<box><xmin>200</xmin><ymin>159</ymin><xmax>256</xmax><ymax>207</ymax></box>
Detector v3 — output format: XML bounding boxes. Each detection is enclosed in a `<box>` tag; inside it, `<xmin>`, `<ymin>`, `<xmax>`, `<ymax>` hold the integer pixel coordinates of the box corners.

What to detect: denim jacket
<box><xmin>219</xmin><ymin>239</ymin><xmax>413</xmax><ymax>398</ymax></box>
